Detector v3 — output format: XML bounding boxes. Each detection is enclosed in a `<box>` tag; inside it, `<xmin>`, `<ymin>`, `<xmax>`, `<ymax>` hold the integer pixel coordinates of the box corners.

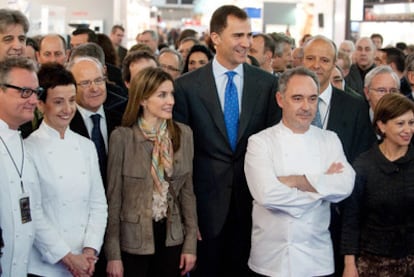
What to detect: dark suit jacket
<box><xmin>327</xmin><ymin>86</ymin><xmax>376</xmax><ymax>163</ymax></box>
<box><xmin>173</xmin><ymin>62</ymin><xmax>281</xmax><ymax>240</ymax></box>
<box><xmin>345</xmin><ymin>63</ymin><xmax>375</xmax><ymax>97</ymax></box>
<box><xmin>70</xmin><ymin>108</ymin><xmax>122</xmax><ymax>185</ymax></box>
<box><xmin>117</xmin><ymin>45</ymin><xmax>127</xmax><ymax>66</ymax></box>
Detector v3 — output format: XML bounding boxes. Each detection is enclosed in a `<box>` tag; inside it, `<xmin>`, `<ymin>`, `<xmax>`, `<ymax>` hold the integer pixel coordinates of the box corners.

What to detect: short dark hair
<box><xmin>210</xmin><ymin>5</ymin><xmax>248</xmax><ymax>35</ymax></box>
<box><xmin>122</xmin><ymin>50</ymin><xmax>157</xmax><ymax>82</ymax></box>
<box><xmin>370</xmin><ymin>33</ymin><xmax>383</xmax><ymax>43</ymax></box>
<box><xmin>111</xmin><ymin>24</ymin><xmax>124</xmax><ymax>34</ymax></box>
<box><xmin>380</xmin><ymin>47</ymin><xmax>406</xmax><ymax>73</ymax></box>
<box><xmin>26</xmin><ymin>37</ymin><xmax>39</xmax><ymax>52</ymax></box>
<box><xmin>278</xmin><ymin>66</ymin><xmax>320</xmax><ymax>95</ymax></box>
<box><xmin>374</xmin><ymin>93</ymin><xmax>414</xmax><ymax>139</ymax></box>
<box><xmin>37</xmin><ymin>63</ymin><xmax>76</xmax><ymax>101</ymax></box>
<box><xmin>72</xmin><ymin>28</ymin><xmax>97</xmax><ymax>43</ymax></box>
<box><xmin>253</xmin><ymin>33</ymin><xmax>276</xmax><ymax>55</ymax></box>
<box><xmin>182</xmin><ymin>44</ymin><xmax>213</xmax><ymax>73</ymax></box>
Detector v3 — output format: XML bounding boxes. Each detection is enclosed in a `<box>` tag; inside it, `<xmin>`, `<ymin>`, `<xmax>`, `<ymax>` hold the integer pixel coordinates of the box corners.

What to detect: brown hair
<box><xmin>210</xmin><ymin>5</ymin><xmax>248</xmax><ymax>35</ymax></box>
<box><xmin>374</xmin><ymin>93</ymin><xmax>414</xmax><ymax>138</ymax></box>
<box><xmin>122</xmin><ymin>67</ymin><xmax>181</xmax><ymax>151</ymax></box>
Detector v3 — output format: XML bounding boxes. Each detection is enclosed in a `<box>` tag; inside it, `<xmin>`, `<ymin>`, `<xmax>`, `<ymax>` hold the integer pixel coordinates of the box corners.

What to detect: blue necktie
<box><xmin>224</xmin><ymin>71</ymin><xmax>239</xmax><ymax>152</ymax></box>
<box><xmin>312</xmin><ymin>97</ymin><xmax>323</xmax><ymax>128</ymax></box>
<box><xmin>90</xmin><ymin>114</ymin><xmax>107</xmax><ymax>178</ymax></box>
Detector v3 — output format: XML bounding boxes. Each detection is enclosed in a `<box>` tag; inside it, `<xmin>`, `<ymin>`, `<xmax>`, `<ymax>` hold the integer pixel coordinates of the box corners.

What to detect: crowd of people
<box><xmin>1</xmin><ymin>3</ymin><xmax>414</xmax><ymax>277</ymax></box>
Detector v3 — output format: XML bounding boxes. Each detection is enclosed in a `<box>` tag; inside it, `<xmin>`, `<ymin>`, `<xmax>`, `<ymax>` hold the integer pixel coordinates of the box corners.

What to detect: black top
<box><xmin>341</xmin><ymin>143</ymin><xmax>414</xmax><ymax>258</ymax></box>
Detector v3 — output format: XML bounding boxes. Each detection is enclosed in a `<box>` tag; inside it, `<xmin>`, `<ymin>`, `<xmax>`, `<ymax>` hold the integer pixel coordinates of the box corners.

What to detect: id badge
<box><xmin>19</xmin><ymin>193</ymin><xmax>32</xmax><ymax>224</ymax></box>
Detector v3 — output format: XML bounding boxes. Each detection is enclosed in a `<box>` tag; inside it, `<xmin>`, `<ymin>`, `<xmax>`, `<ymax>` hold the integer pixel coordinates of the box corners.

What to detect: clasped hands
<box><xmin>62</xmin><ymin>247</ymin><xmax>97</xmax><ymax>277</ymax></box>
<box><xmin>277</xmin><ymin>162</ymin><xmax>344</xmax><ymax>192</ymax></box>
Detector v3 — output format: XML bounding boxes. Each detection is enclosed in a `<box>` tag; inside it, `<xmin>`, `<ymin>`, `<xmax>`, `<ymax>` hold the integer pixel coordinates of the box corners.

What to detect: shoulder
<box><xmin>176</xmin><ymin>63</ymin><xmax>212</xmax><ymax>85</ymax></box>
<box><xmin>353</xmin><ymin>145</ymin><xmax>377</xmax><ymax>171</ymax></box>
<box><xmin>332</xmin><ymin>87</ymin><xmax>365</xmax><ymax>106</ymax></box>
<box><xmin>175</xmin><ymin>121</ymin><xmax>192</xmax><ymax>135</ymax></box>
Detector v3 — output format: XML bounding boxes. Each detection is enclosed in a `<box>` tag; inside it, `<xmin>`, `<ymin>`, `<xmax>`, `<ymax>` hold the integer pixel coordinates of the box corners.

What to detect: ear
<box><xmin>364</xmin><ymin>86</ymin><xmax>370</xmax><ymax>102</ymax></box>
<box><xmin>210</xmin><ymin>32</ymin><xmax>220</xmax><ymax>47</ymax></box>
<box><xmin>276</xmin><ymin>91</ymin><xmax>284</xmax><ymax>109</ymax></box>
<box><xmin>37</xmin><ymin>100</ymin><xmax>45</xmax><ymax>114</ymax></box>
<box><xmin>407</xmin><ymin>71</ymin><xmax>414</xmax><ymax>85</ymax></box>
<box><xmin>376</xmin><ymin>120</ymin><xmax>385</xmax><ymax>134</ymax></box>
<box><xmin>35</xmin><ymin>51</ymin><xmax>41</xmax><ymax>61</ymax></box>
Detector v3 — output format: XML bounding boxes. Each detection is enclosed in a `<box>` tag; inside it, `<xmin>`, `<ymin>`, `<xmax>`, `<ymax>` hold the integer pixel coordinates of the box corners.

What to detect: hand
<box><xmin>197</xmin><ymin>228</ymin><xmax>203</xmax><ymax>241</ymax></box>
<box><xmin>107</xmin><ymin>260</ymin><xmax>123</xmax><ymax>277</ymax></box>
<box><xmin>343</xmin><ymin>264</ymin><xmax>359</xmax><ymax>277</ymax></box>
<box><xmin>325</xmin><ymin>162</ymin><xmax>344</xmax><ymax>174</ymax></box>
<box><xmin>179</xmin><ymin>254</ymin><xmax>196</xmax><ymax>276</ymax></box>
<box><xmin>83</xmin><ymin>247</ymin><xmax>98</xmax><ymax>276</ymax></box>
<box><xmin>62</xmin><ymin>252</ymin><xmax>91</xmax><ymax>277</ymax></box>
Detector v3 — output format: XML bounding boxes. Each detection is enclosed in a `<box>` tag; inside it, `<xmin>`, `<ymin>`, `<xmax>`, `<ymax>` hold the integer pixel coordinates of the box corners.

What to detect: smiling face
<box><xmin>71</xmin><ymin>60</ymin><xmax>107</xmax><ymax>112</ymax></box>
<box><xmin>141</xmin><ymin>80</ymin><xmax>174</xmax><ymax>127</ymax></box>
<box><xmin>210</xmin><ymin>15</ymin><xmax>252</xmax><ymax>69</ymax></box>
<box><xmin>377</xmin><ymin>110</ymin><xmax>414</xmax><ymax>148</ymax></box>
<box><xmin>38</xmin><ymin>84</ymin><xmax>76</xmax><ymax>137</ymax></box>
<box><xmin>188</xmin><ymin>51</ymin><xmax>209</xmax><ymax>72</ymax></box>
<box><xmin>365</xmin><ymin>72</ymin><xmax>399</xmax><ymax>110</ymax></box>
<box><xmin>0</xmin><ymin>24</ymin><xmax>26</xmax><ymax>61</ymax></box>
<box><xmin>0</xmin><ymin>68</ymin><xmax>38</xmax><ymax>129</ymax></box>
<box><xmin>303</xmin><ymin>38</ymin><xmax>336</xmax><ymax>92</ymax></box>
<box><xmin>276</xmin><ymin>74</ymin><xmax>318</xmax><ymax>134</ymax></box>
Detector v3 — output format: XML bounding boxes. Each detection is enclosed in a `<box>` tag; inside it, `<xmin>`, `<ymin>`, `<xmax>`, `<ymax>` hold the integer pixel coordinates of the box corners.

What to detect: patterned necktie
<box><xmin>90</xmin><ymin>114</ymin><xmax>107</xmax><ymax>178</ymax></box>
<box><xmin>312</xmin><ymin>97</ymin><xmax>323</xmax><ymax>128</ymax></box>
<box><xmin>224</xmin><ymin>71</ymin><xmax>239</xmax><ymax>152</ymax></box>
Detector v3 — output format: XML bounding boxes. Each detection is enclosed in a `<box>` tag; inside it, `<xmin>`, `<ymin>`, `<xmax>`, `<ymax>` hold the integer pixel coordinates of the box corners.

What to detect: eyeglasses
<box><xmin>369</xmin><ymin>87</ymin><xmax>399</xmax><ymax>94</ymax></box>
<box><xmin>160</xmin><ymin>64</ymin><xmax>181</xmax><ymax>72</ymax></box>
<box><xmin>0</xmin><ymin>83</ymin><xmax>44</xmax><ymax>99</ymax></box>
<box><xmin>77</xmin><ymin>77</ymin><xmax>106</xmax><ymax>89</ymax></box>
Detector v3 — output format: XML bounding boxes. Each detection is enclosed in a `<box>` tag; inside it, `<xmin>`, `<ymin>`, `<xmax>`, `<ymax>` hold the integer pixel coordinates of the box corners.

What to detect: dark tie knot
<box><xmin>90</xmin><ymin>114</ymin><xmax>101</xmax><ymax>125</ymax></box>
<box><xmin>225</xmin><ymin>71</ymin><xmax>237</xmax><ymax>81</ymax></box>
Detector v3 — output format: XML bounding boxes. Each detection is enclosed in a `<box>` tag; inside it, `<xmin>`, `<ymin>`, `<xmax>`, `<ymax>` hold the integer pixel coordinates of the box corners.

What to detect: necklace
<box><xmin>0</xmin><ymin>134</ymin><xmax>25</xmax><ymax>193</ymax></box>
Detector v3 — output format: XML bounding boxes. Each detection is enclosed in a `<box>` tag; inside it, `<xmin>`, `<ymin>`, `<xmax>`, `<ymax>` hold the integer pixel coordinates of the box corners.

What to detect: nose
<box><xmin>241</xmin><ymin>35</ymin><xmax>252</xmax><ymax>48</ymax></box>
<box><xmin>28</xmin><ymin>92</ymin><xmax>39</xmax><ymax>105</ymax></box>
<box><xmin>168</xmin><ymin>93</ymin><xmax>175</xmax><ymax>105</ymax></box>
<box><xmin>301</xmin><ymin>99</ymin><xmax>310</xmax><ymax>110</ymax></box>
<box><xmin>12</xmin><ymin>37</ymin><xmax>24</xmax><ymax>50</ymax></box>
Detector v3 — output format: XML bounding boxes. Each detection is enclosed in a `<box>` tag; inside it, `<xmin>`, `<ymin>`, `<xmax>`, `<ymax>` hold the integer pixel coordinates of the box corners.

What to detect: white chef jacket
<box><xmin>0</xmin><ymin>120</ymin><xmax>69</xmax><ymax>277</ymax></box>
<box><xmin>244</xmin><ymin>122</ymin><xmax>355</xmax><ymax>277</ymax></box>
<box><xmin>25</xmin><ymin>122</ymin><xmax>108</xmax><ymax>276</ymax></box>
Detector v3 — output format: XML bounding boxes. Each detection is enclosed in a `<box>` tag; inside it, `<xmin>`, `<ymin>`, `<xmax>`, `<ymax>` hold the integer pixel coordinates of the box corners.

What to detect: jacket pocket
<box><xmin>170</xmin><ymin>211</ymin><xmax>184</xmax><ymax>241</ymax></box>
<box><xmin>120</xmin><ymin>214</ymin><xmax>142</xmax><ymax>249</ymax></box>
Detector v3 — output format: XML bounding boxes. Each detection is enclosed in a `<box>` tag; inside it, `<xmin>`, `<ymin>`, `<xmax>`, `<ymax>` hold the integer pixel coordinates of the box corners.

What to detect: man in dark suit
<box><xmin>67</xmin><ymin>56</ymin><xmax>121</xmax><ymax>277</ymax></box>
<box><xmin>109</xmin><ymin>24</ymin><xmax>128</xmax><ymax>66</ymax></box>
<box><xmin>303</xmin><ymin>35</ymin><xmax>376</xmax><ymax>276</ymax></box>
<box><xmin>173</xmin><ymin>5</ymin><xmax>281</xmax><ymax>277</ymax></box>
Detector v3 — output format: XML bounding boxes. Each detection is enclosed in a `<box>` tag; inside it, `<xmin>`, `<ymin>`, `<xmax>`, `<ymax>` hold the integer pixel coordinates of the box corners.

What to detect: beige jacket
<box><xmin>104</xmin><ymin>122</ymin><xmax>197</xmax><ymax>260</ymax></box>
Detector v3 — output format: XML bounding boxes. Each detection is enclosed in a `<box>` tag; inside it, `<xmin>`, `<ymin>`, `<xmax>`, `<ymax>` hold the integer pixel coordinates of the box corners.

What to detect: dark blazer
<box><xmin>345</xmin><ymin>63</ymin><xmax>375</xmax><ymax>97</ymax></box>
<box><xmin>117</xmin><ymin>45</ymin><xmax>127</xmax><ymax>66</ymax></box>
<box><xmin>327</xmin><ymin>87</ymin><xmax>376</xmax><ymax>163</ymax></box>
<box><xmin>173</xmin><ymin>62</ymin><xmax>281</xmax><ymax>240</ymax></box>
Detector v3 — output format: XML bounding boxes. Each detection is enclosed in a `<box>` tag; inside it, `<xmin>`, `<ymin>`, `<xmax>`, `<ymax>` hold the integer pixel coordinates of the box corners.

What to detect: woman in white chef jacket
<box><xmin>25</xmin><ymin>63</ymin><xmax>108</xmax><ymax>276</ymax></box>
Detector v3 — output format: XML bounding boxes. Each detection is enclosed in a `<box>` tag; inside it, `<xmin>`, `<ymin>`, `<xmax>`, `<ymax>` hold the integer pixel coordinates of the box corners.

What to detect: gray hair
<box><xmin>69</xmin><ymin>42</ymin><xmax>105</xmax><ymax>65</ymax></box>
<box><xmin>364</xmin><ymin>65</ymin><xmax>400</xmax><ymax>89</ymax></box>
<box><xmin>269</xmin><ymin>32</ymin><xmax>292</xmax><ymax>57</ymax></box>
<box><xmin>158</xmin><ymin>48</ymin><xmax>183</xmax><ymax>69</ymax></box>
<box><xmin>0</xmin><ymin>57</ymin><xmax>36</xmax><ymax>84</ymax></box>
<box><xmin>66</xmin><ymin>55</ymin><xmax>104</xmax><ymax>74</ymax></box>
<box><xmin>0</xmin><ymin>9</ymin><xmax>29</xmax><ymax>34</ymax></box>
<box><xmin>278</xmin><ymin>66</ymin><xmax>320</xmax><ymax>94</ymax></box>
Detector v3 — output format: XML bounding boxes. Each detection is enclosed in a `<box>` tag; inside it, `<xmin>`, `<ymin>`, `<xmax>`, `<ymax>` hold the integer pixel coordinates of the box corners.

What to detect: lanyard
<box><xmin>0</xmin><ymin>135</ymin><xmax>25</xmax><ymax>193</ymax></box>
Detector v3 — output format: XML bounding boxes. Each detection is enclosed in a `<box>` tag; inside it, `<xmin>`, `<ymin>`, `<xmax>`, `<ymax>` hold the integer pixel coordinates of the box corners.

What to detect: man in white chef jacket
<box><xmin>244</xmin><ymin>67</ymin><xmax>355</xmax><ymax>277</ymax></box>
<box><xmin>0</xmin><ymin>57</ymin><xmax>94</xmax><ymax>277</ymax></box>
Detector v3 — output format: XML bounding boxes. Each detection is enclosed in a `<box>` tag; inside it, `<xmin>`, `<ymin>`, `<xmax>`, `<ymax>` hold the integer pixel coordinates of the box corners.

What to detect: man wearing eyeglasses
<box><xmin>0</xmin><ymin>57</ymin><xmax>93</xmax><ymax>277</ymax></box>
<box><xmin>364</xmin><ymin>65</ymin><xmax>400</xmax><ymax>123</ymax></box>
<box><xmin>157</xmin><ymin>48</ymin><xmax>182</xmax><ymax>79</ymax></box>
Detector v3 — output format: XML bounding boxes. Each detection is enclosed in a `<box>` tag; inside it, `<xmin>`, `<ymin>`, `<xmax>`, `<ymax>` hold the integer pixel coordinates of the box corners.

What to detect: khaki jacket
<box><xmin>104</xmin><ymin>122</ymin><xmax>197</xmax><ymax>260</ymax></box>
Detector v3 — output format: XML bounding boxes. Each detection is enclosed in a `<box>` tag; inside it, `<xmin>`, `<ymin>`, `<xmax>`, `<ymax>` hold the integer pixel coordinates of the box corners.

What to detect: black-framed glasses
<box><xmin>369</xmin><ymin>87</ymin><xmax>399</xmax><ymax>94</ymax></box>
<box><xmin>76</xmin><ymin>77</ymin><xmax>106</xmax><ymax>89</ymax></box>
<box><xmin>0</xmin><ymin>83</ymin><xmax>44</xmax><ymax>99</ymax></box>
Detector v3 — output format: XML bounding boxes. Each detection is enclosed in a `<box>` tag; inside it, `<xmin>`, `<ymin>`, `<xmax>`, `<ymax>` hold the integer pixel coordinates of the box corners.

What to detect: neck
<box><xmin>141</xmin><ymin>116</ymin><xmax>163</xmax><ymax>131</ymax></box>
<box><xmin>379</xmin><ymin>140</ymin><xmax>408</xmax><ymax>161</ymax></box>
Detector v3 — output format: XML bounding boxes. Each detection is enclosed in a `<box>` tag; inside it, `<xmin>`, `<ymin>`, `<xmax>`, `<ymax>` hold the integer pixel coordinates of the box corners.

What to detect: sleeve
<box><xmin>340</xmin><ymin>172</ymin><xmax>365</xmax><ymax>255</ymax></box>
<box><xmin>173</xmin><ymin>78</ymin><xmax>191</xmax><ymax>125</ymax></box>
<box><xmin>83</xmin><ymin>141</ymin><xmax>108</xmax><ymax>254</ymax></box>
<box><xmin>31</xmin><ymin>174</ymin><xmax>71</xmax><ymax>264</ymax></box>
<box><xmin>104</xmin><ymin>129</ymin><xmax>125</xmax><ymax>261</ymax></box>
<box><xmin>305</xmin><ymin>132</ymin><xmax>356</xmax><ymax>203</ymax></box>
<box><xmin>244</xmin><ymin>133</ymin><xmax>323</xmax><ymax>218</ymax></box>
<box><xmin>178</xmin><ymin>126</ymin><xmax>198</xmax><ymax>255</ymax></box>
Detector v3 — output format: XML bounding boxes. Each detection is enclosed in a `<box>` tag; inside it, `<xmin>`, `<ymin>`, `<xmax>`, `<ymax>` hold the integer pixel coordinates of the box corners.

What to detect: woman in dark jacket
<box><xmin>105</xmin><ymin>67</ymin><xmax>197</xmax><ymax>277</ymax></box>
<box><xmin>341</xmin><ymin>93</ymin><xmax>414</xmax><ymax>277</ymax></box>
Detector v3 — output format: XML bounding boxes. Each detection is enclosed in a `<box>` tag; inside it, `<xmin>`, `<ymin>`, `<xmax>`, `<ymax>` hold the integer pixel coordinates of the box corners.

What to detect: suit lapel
<box><xmin>327</xmin><ymin>87</ymin><xmax>344</xmax><ymax>130</ymax></box>
<box><xmin>198</xmin><ymin>64</ymin><xmax>229</xmax><ymax>143</ymax></box>
<box><xmin>70</xmin><ymin>110</ymin><xmax>90</xmax><ymax>138</ymax></box>
<box><xmin>238</xmin><ymin>64</ymin><xmax>258</xmax><ymax>142</ymax></box>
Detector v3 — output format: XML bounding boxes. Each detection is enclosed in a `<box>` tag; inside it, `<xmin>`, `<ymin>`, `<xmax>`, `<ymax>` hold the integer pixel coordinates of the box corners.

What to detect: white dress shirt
<box><xmin>76</xmin><ymin>104</ymin><xmax>108</xmax><ymax>152</ymax></box>
<box><xmin>0</xmin><ymin>120</ymin><xmax>69</xmax><ymax>277</ymax></box>
<box><xmin>25</xmin><ymin>122</ymin><xmax>108</xmax><ymax>276</ymax></box>
<box><xmin>244</xmin><ymin>122</ymin><xmax>355</xmax><ymax>277</ymax></box>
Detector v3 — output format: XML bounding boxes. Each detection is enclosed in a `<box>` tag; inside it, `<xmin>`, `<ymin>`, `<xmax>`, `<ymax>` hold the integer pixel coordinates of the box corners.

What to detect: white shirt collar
<box><xmin>76</xmin><ymin>104</ymin><xmax>105</xmax><ymax>120</ymax></box>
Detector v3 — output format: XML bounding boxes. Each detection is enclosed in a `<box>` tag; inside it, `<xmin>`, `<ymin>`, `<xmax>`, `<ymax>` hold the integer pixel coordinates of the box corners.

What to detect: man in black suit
<box><xmin>109</xmin><ymin>25</ymin><xmax>127</xmax><ymax>66</ymax></box>
<box><xmin>67</xmin><ymin>56</ymin><xmax>121</xmax><ymax>277</ymax></box>
<box><xmin>173</xmin><ymin>5</ymin><xmax>281</xmax><ymax>277</ymax></box>
<box><xmin>303</xmin><ymin>35</ymin><xmax>376</xmax><ymax>276</ymax></box>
